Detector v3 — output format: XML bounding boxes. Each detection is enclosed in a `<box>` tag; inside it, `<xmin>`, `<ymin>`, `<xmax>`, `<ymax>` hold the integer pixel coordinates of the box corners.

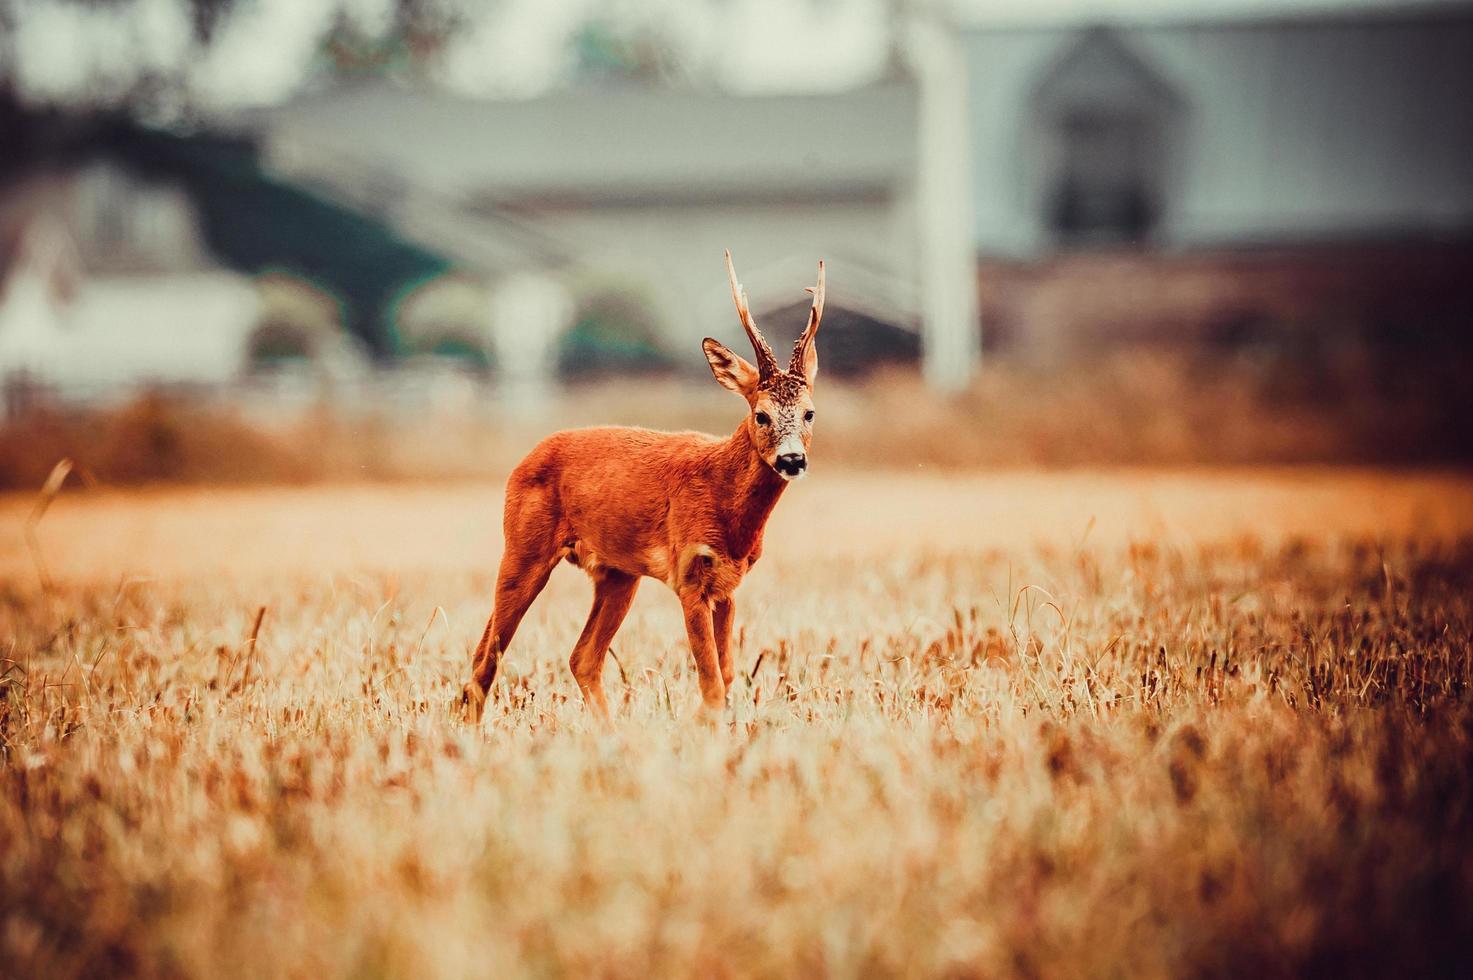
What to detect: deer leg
<box><xmin>461</xmin><ymin>489</ymin><xmax>563</xmax><ymax>721</ymax></box>
<box><xmin>461</xmin><ymin>552</ymin><xmax>557</xmax><ymax>721</ymax></box>
<box><xmin>713</xmin><ymin>597</ymin><xmax>736</xmax><ymax>692</ymax></box>
<box><xmin>568</xmin><ymin>569</ymin><xmax>639</xmax><ymax>723</ymax></box>
<box><xmin>471</xmin><ymin>549</ymin><xmax>557</xmax><ymax>689</ymax></box>
<box><xmin>681</xmin><ymin>593</ymin><xmax>728</xmax><ymax>717</ymax></box>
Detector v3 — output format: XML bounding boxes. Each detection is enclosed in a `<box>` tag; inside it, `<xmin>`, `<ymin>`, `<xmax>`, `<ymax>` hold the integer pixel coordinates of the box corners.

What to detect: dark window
<box><xmin>1049</xmin><ymin>107</ymin><xmax>1159</xmax><ymax>244</ymax></box>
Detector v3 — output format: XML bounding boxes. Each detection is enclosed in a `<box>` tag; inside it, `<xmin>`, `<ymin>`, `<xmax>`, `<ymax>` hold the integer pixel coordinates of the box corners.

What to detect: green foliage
<box><xmin>557</xmin><ymin>292</ymin><xmax>673</xmax><ymax>379</ymax></box>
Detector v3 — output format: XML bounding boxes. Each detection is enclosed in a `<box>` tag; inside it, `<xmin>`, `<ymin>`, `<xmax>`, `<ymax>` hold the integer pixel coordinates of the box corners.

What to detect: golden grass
<box><xmin>3</xmin><ymin>471</ymin><xmax>1473</xmax><ymax>977</ymax></box>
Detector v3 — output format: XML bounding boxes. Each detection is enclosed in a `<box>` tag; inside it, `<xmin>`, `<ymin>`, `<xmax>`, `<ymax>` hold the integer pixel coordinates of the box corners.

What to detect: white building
<box><xmin>0</xmin><ymin>158</ymin><xmax>383</xmax><ymax>411</ymax></box>
<box><xmin>257</xmin><ymin>19</ymin><xmax>982</xmax><ymax>390</ymax></box>
<box><xmin>963</xmin><ymin>6</ymin><xmax>1473</xmax><ymax>256</ymax></box>
<box><xmin>17</xmin><ymin>4</ymin><xmax>1458</xmax><ymax>400</ymax></box>
<box><xmin>0</xmin><ymin>162</ymin><xmax>262</xmax><ymax>404</ymax></box>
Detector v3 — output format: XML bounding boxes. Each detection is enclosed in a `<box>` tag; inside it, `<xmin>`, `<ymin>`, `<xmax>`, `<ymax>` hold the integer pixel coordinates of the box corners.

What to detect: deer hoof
<box><xmin>455</xmin><ymin>681</ymin><xmax>487</xmax><ymax>724</ymax></box>
<box><xmin>696</xmin><ymin>700</ymin><xmax>730</xmax><ymax>730</ymax></box>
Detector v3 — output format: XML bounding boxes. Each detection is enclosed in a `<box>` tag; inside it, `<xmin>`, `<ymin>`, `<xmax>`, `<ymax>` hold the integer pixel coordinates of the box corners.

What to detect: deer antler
<box><xmin>724</xmin><ymin>249</ymin><xmax>778</xmax><ymax>378</ymax></box>
<box><xmin>790</xmin><ymin>259</ymin><xmax>825</xmax><ymax>378</ymax></box>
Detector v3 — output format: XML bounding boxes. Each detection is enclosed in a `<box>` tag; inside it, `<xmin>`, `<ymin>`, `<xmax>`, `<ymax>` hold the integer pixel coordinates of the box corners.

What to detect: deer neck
<box><xmin>716</xmin><ymin>419</ymin><xmax>787</xmax><ymax>560</ymax></box>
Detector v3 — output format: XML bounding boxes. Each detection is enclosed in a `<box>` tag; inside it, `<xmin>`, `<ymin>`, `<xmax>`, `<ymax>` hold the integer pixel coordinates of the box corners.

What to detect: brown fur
<box><xmin>459</xmin><ymin>254</ymin><xmax>825</xmax><ymax>724</ymax></box>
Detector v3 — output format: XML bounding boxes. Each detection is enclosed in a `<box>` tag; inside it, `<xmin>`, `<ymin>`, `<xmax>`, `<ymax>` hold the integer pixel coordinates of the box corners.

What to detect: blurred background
<box><xmin>1</xmin><ymin>0</ymin><xmax>1470</xmax><ymax>486</ymax></box>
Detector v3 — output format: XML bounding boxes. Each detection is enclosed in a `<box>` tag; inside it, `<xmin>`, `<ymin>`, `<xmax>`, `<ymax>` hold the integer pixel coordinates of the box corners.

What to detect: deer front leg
<box><xmin>713</xmin><ymin>597</ymin><xmax>736</xmax><ymax>692</ymax></box>
<box><xmin>681</xmin><ymin>593</ymin><xmax>728</xmax><ymax>717</ymax></box>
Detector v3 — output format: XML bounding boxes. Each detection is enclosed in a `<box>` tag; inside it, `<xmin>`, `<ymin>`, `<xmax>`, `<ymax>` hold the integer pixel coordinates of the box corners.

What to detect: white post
<box><xmin>487</xmin><ymin>271</ymin><xmax>572</xmax><ymax>415</ymax></box>
<box><xmin>904</xmin><ymin>9</ymin><xmax>981</xmax><ymax>392</ymax></box>
<box><xmin>0</xmin><ymin>217</ymin><xmax>70</xmax><ymax>414</ymax></box>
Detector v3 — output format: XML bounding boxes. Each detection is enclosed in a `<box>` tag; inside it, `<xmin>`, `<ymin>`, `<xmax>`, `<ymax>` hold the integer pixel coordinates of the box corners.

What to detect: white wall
<box><xmin>0</xmin><ymin>271</ymin><xmax>261</xmax><ymax>396</ymax></box>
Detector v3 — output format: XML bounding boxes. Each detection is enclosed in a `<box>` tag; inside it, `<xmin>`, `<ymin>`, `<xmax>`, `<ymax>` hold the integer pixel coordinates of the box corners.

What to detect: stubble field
<box><xmin>3</xmin><ymin>469</ymin><xmax>1473</xmax><ymax>978</ymax></box>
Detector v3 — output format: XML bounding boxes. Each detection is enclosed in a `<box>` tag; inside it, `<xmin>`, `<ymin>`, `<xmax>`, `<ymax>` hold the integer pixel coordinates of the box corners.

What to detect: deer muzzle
<box><xmin>774</xmin><ymin>453</ymin><xmax>807</xmax><ymax>479</ymax></box>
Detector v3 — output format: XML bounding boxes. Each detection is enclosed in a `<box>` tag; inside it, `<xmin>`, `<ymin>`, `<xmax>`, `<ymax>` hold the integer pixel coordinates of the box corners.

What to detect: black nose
<box><xmin>775</xmin><ymin>454</ymin><xmax>807</xmax><ymax>476</ymax></box>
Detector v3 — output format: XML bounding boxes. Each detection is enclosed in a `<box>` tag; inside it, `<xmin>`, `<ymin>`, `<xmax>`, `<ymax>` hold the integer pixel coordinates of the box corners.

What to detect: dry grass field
<box><xmin>3</xmin><ymin>469</ymin><xmax>1473</xmax><ymax>978</ymax></box>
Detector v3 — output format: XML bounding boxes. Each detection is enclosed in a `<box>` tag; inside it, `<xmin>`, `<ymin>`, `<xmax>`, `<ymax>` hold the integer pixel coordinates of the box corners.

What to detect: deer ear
<box><xmin>703</xmin><ymin>337</ymin><xmax>759</xmax><ymax>398</ymax></box>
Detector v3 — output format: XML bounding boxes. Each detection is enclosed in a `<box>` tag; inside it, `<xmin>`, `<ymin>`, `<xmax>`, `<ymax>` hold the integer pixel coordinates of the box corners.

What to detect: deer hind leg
<box><xmin>568</xmin><ymin>568</ymin><xmax>640</xmax><ymax>723</ymax></box>
<box><xmin>713</xmin><ymin>597</ymin><xmax>736</xmax><ymax>692</ymax></box>
<box><xmin>681</xmin><ymin>593</ymin><xmax>728</xmax><ymax>718</ymax></box>
<box><xmin>461</xmin><ymin>488</ymin><xmax>564</xmax><ymax>722</ymax></box>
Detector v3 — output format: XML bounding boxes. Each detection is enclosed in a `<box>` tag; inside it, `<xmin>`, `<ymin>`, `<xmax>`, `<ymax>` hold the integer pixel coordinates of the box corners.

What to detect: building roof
<box><xmin>260</xmin><ymin>79</ymin><xmax>917</xmax><ymax>207</ymax></box>
<box><xmin>1030</xmin><ymin>26</ymin><xmax>1185</xmax><ymax>113</ymax></box>
<box><xmin>959</xmin><ymin>0</ymin><xmax>1473</xmax><ymax>31</ymax></box>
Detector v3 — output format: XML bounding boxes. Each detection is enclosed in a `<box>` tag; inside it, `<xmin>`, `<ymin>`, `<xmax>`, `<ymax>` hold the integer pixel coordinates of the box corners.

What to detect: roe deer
<box><xmin>459</xmin><ymin>251</ymin><xmax>824</xmax><ymax>723</ymax></box>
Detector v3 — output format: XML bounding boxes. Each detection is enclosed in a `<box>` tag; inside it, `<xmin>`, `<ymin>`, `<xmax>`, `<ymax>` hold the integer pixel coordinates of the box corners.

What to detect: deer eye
<box><xmin>754</xmin><ymin>411</ymin><xmax>771</xmax><ymax>426</ymax></box>
<box><xmin>804</xmin><ymin>410</ymin><xmax>815</xmax><ymax>423</ymax></box>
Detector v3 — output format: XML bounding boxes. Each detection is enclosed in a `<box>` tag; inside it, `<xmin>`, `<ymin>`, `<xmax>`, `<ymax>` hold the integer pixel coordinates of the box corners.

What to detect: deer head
<box><xmin>703</xmin><ymin>250</ymin><xmax>825</xmax><ymax>481</ymax></box>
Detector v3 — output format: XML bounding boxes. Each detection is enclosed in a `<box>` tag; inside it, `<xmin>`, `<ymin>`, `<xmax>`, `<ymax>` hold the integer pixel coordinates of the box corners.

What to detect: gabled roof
<box><xmin>1031</xmin><ymin>26</ymin><xmax>1184</xmax><ymax>114</ymax></box>
<box><xmin>259</xmin><ymin>79</ymin><xmax>917</xmax><ymax>206</ymax></box>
